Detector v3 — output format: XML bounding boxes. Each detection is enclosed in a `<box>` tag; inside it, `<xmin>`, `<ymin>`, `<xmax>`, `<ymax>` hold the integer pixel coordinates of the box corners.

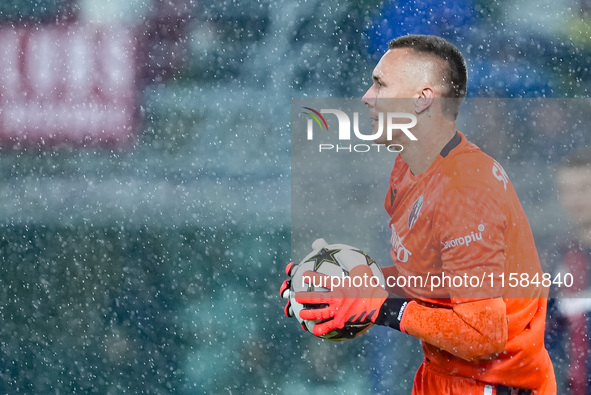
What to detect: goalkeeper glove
<box><xmin>280</xmin><ymin>262</ymin><xmax>309</xmax><ymax>332</ymax></box>
<box><xmin>295</xmin><ymin>265</ymin><xmax>390</xmax><ymax>337</ymax></box>
<box><xmin>280</xmin><ymin>262</ymin><xmax>295</xmax><ymax>317</ymax></box>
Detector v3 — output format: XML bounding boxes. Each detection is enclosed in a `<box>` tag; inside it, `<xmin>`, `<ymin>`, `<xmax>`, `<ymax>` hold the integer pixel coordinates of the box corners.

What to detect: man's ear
<box><xmin>415</xmin><ymin>88</ymin><xmax>435</xmax><ymax>114</ymax></box>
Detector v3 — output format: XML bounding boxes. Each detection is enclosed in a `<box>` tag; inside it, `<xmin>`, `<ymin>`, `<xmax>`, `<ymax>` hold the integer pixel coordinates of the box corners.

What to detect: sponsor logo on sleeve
<box><xmin>441</xmin><ymin>224</ymin><xmax>485</xmax><ymax>250</ymax></box>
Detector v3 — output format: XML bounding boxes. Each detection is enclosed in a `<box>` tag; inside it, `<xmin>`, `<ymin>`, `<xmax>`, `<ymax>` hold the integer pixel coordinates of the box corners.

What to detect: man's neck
<box><xmin>400</xmin><ymin>125</ymin><xmax>457</xmax><ymax>175</ymax></box>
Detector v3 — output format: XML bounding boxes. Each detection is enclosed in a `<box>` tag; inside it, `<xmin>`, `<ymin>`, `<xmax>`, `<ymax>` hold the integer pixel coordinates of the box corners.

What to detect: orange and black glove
<box><xmin>280</xmin><ymin>262</ymin><xmax>310</xmax><ymax>332</ymax></box>
<box><xmin>295</xmin><ymin>265</ymin><xmax>401</xmax><ymax>337</ymax></box>
<box><xmin>279</xmin><ymin>262</ymin><xmax>295</xmax><ymax>318</ymax></box>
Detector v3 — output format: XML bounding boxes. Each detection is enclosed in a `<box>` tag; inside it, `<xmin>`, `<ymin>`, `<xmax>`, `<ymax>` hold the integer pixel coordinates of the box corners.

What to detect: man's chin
<box><xmin>373</xmin><ymin>137</ymin><xmax>394</xmax><ymax>146</ymax></box>
<box><xmin>371</xmin><ymin>131</ymin><xmax>387</xmax><ymax>146</ymax></box>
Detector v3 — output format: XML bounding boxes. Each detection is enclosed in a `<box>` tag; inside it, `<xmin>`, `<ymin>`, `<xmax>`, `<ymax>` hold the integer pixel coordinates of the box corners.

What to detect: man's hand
<box><xmin>295</xmin><ymin>265</ymin><xmax>388</xmax><ymax>337</ymax></box>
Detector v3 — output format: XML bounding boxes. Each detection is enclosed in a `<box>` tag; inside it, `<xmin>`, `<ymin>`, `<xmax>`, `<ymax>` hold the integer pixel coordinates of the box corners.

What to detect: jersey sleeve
<box><xmin>401</xmin><ymin>298</ymin><xmax>508</xmax><ymax>362</ymax></box>
<box><xmin>432</xmin><ymin>171</ymin><xmax>508</xmax><ymax>303</ymax></box>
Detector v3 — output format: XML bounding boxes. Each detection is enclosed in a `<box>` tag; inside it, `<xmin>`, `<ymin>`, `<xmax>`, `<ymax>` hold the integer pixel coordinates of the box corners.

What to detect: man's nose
<box><xmin>362</xmin><ymin>86</ymin><xmax>376</xmax><ymax>107</ymax></box>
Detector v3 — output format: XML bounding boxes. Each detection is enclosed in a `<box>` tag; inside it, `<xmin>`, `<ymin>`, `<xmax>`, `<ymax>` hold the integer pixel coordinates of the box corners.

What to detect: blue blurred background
<box><xmin>0</xmin><ymin>0</ymin><xmax>589</xmax><ymax>393</ymax></box>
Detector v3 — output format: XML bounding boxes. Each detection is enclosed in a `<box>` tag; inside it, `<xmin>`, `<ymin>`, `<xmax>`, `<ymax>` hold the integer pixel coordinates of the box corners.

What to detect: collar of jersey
<box><xmin>440</xmin><ymin>131</ymin><xmax>462</xmax><ymax>158</ymax></box>
<box><xmin>406</xmin><ymin>131</ymin><xmax>463</xmax><ymax>181</ymax></box>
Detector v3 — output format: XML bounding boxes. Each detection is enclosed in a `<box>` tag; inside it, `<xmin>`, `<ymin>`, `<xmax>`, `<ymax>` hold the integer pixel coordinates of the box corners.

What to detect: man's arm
<box><xmin>379</xmin><ymin>297</ymin><xmax>508</xmax><ymax>362</ymax></box>
<box><xmin>296</xmin><ymin>265</ymin><xmax>508</xmax><ymax>362</ymax></box>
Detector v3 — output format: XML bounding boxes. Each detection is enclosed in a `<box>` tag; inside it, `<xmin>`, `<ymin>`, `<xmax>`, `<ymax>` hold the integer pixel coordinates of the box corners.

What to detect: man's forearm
<box><xmin>380</xmin><ymin>297</ymin><xmax>508</xmax><ymax>362</ymax></box>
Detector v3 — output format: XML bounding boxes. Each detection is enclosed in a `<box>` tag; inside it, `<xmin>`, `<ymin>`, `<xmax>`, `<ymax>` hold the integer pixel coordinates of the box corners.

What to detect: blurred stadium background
<box><xmin>0</xmin><ymin>0</ymin><xmax>589</xmax><ymax>393</ymax></box>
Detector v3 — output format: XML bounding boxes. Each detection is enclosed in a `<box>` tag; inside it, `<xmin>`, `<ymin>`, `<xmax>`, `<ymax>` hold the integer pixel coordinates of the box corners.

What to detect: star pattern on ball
<box><xmin>353</xmin><ymin>249</ymin><xmax>376</xmax><ymax>266</ymax></box>
<box><xmin>305</xmin><ymin>248</ymin><xmax>341</xmax><ymax>271</ymax></box>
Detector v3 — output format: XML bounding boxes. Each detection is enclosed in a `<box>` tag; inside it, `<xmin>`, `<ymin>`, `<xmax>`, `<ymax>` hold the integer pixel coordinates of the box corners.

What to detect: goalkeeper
<box><xmin>282</xmin><ymin>35</ymin><xmax>556</xmax><ymax>394</ymax></box>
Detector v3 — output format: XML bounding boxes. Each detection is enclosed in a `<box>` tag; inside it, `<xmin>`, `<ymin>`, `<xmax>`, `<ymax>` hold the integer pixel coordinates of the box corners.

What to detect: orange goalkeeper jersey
<box><xmin>384</xmin><ymin>132</ymin><xmax>554</xmax><ymax>390</ymax></box>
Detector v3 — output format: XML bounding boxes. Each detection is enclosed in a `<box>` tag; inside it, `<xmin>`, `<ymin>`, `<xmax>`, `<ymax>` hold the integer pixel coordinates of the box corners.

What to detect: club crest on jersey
<box><xmin>408</xmin><ymin>195</ymin><xmax>424</xmax><ymax>229</ymax></box>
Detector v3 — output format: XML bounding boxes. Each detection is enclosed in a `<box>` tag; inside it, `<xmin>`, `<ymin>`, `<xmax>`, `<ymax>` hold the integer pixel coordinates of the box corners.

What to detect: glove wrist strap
<box><xmin>375</xmin><ymin>298</ymin><xmax>410</xmax><ymax>332</ymax></box>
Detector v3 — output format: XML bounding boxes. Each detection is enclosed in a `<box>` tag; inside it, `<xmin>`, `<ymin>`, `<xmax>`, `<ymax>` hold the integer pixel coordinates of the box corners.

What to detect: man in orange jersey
<box><xmin>282</xmin><ymin>35</ymin><xmax>556</xmax><ymax>394</ymax></box>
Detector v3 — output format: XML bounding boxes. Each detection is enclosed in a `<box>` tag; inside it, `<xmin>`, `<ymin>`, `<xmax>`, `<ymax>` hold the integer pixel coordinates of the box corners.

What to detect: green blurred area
<box><xmin>0</xmin><ymin>0</ymin><xmax>389</xmax><ymax>392</ymax></box>
<box><xmin>0</xmin><ymin>0</ymin><xmax>76</xmax><ymax>23</ymax></box>
<box><xmin>0</xmin><ymin>222</ymin><xmax>295</xmax><ymax>393</ymax></box>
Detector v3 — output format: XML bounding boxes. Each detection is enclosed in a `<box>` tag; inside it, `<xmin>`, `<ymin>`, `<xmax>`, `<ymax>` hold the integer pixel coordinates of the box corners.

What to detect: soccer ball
<box><xmin>290</xmin><ymin>238</ymin><xmax>386</xmax><ymax>341</ymax></box>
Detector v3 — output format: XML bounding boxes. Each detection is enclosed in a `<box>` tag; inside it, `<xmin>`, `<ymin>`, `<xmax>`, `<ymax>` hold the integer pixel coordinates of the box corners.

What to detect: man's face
<box><xmin>557</xmin><ymin>166</ymin><xmax>591</xmax><ymax>229</ymax></box>
<box><xmin>361</xmin><ymin>48</ymin><xmax>428</xmax><ymax>145</ymax></box>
